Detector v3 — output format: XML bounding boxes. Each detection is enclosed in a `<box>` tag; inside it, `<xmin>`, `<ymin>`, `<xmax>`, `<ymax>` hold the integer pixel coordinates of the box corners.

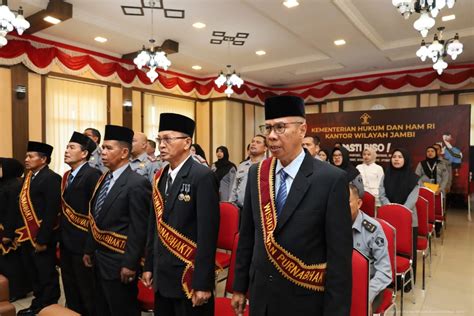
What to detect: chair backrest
<box><xmin>225</xmin><ymin>233</ymin><xmax>240</xmax><ymax>295</ymax></box>
<box><xmin>375</xmin><ymin>218</ymin><xmax>397</xmax><ymax>287</ymax></box>
<box><xmin>416</xmin><ymin>196</ymin><xmax>429</xmax><ymax>237</ymax></box>
<box><xmin>217</xmin><ymin>202</ymin><xmax>240</xmax><ymax>250</ymax></box>
<box><xmin>360</xmin><ymin>191</ymin><xmax>376</xmax><ymax>217</ymax></box>
<box><xmin>350</xmin><ymin>249</ymin><xmax>370</xmax><ymax>316</ymax></box>
<box><xmin>419</xmin><ymin>187</ymin><xmax>435</xmax><ymax>224</ymax></box>
<box><xmin>435</xmin><ymin>192</ymin><xmax>444</xmax><ymax>218</ymax></box>
<box><xmin>377</xmin><ymin>204</ymin><xmax>413</xmax><ymax>259</ymax></box>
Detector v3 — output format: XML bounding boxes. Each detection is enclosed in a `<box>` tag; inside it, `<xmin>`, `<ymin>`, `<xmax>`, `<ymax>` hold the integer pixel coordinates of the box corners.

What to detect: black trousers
<box><xmin>95</xmin><ymin>268</ymin><xmax>140</xmax><ymax>316</ymax></box>
<box><xmin>0</xmin><ymin>246</ymin><xmax>32</xmax><ymax>298</ymax></box>
<box><xmin>154</xmin><ymin>290</ymin><xmax>214</xmax><ymax>316</ymax></box>
<box><xmin>60</xmin><ymin>247</ymin><xmax>96</xmax><ymax>316</ymax></box>
<box><xmin>20</xmin><ymin>242</ymin><xmax>60</xmax><ymax>308</ymax></box>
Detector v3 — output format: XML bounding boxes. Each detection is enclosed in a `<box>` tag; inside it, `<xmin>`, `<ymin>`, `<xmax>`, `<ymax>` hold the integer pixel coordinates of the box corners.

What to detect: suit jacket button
<box><xmin>268</xmin><ymin>275</ymin><xmax>273</xmax><ymax>282</ymax></box>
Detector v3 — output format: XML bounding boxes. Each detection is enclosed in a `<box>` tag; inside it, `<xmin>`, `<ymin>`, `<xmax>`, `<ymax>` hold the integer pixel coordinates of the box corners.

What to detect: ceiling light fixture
<box><xmin>256</xmin><ymin>50</ymin><xmax>266</xmax><ymax>56</ymax></box>
<box><xmin>0</xmin><ymin>3</ymin><xmax>30</xmax><ymax>47</ymax></box>
<box><xmin>334</xmin><ymin>39</ymin><xmax>346</xmax><ymax>46</ymax></box>
<box><xmin>133</xmin><ymin>0</ymin><xmax>171</xmax><ymax>83</ymax></box>
<box><xmin>192</xmin><ymin>65</ymin><xmax>202</xmax><ymax>70</ymax></box>
<box><xmin>392</xmin><ymin>0</ymin><xmax>456</xmax><ymax>37</ymax></box>
<box><xmin>192</xmin><ymin>22</ymin><xmax>206</xmax><ymax>29</ymax></box>
<box><xmin>215</xmin><ymin>65</ymin><xmax>244</xmax><ymax>97</ymax></box>
<box><xmin>283</xmin><ymin>0</ymin><xmax>299</xmax><ymax>9</ymax></box>
<box><xmin>94</xmin><ymin>36</ymin><xmax>107</xmax><ymax>43</ymax></box>
<box><xmin>43</xmin><ymin>15</ymin><xmax>61</xmax><ymax>24</ymax></box>
<box><xmin>416</xmin><ymin>26</ymin><xmax>463</xmax><ymax>74</ymax></box>
<box><xmin>441</xmin><ymin>14</ymin><xmax>455</xmax><ymax>21</ymax></box>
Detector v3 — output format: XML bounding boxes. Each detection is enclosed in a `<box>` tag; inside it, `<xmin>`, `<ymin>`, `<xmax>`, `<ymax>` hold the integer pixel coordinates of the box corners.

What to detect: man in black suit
<box><xmin>83</xmin><ymin>125</ymin><xmax>151</xmax><ymax>316</ymax></box>
<box><xmin>142</xmin><ymin>113</ymin><xmax>220</xmax><ymax>316</ymax></box>
<box><xmin>60</xmin><ymin>132</ymin><xmax>102</xmax><ymax>315</ymax></box>
<box><xmin>16</xmin><ymin>141</ymin><xmax>62</xmax><ymax>316</ymax></box>
<box><xmin>231</xmin><ymin>96</ymin><xmax>353</xmax><ymax>316</ymax></box>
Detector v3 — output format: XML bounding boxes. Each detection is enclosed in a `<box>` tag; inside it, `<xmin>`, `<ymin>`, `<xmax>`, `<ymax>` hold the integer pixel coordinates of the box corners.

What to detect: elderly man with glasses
<box><xmin>142</xmin><ymin>113</ymin><xmax>220</xmax><ymax>316</ymax></box>
<box><xmin>231</xmin><ymin>95</ymin><xmax>352</xmax><ymax>316</ymax></box>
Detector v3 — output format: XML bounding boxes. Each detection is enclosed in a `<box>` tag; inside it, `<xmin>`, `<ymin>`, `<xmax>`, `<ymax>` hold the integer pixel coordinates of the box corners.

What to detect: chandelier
<box><xmin>133</xmin><ymin>0</ymin><xmax>171</xmax><ymax>82</ymax></box>
<box><xmin>214</xmin><ymin>65</ymin><xmax>244</xmax><ymax>97</ymax></box>
<box><xmin>416</xmin><ymin>27</ymin><xmax>463</xmax><ymax>74</ymax></box>
<box><xmin>392</xmin><ymin>0</ymin><xmax>456</xmax><ymax>37</ymax></box>
<box><xmin>0</xmin><ymin>4</ymin><xmax>30</xmax><ymax>47</ymax></box>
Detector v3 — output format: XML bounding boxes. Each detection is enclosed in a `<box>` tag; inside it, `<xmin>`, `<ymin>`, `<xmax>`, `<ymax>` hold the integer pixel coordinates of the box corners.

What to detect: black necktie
<box><xmin>165</xmin><ymin>174</ymin><xmax>173</xmax><ymax>197</ymax></box>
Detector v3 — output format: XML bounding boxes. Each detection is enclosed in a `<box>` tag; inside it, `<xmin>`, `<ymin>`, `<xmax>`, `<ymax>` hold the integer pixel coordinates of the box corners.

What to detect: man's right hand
<box><xmin>141</xmin><ymin>271</ymin><xmax>153</xmax><ymax>288</ymax></box>
<box><xmin>231</xmin><ymin>292</ymin><xmax>246</xmax><ymax>316</ymax></box>
<box><xmin>83</xmin><ymin>254</ymin><xmax>93</xmax><ymax>268</ymax></box>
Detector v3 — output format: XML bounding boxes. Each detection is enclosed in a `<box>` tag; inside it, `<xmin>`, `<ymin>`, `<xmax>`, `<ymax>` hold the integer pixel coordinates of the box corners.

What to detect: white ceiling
<box><xmin>10</xmin><ymin>0</ymin><xmax>474</xmax><ymax>86</ymax></box>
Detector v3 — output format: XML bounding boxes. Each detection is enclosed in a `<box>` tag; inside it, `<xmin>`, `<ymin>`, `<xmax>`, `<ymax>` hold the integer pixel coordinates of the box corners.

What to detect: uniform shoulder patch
<box><xmin>375</xmin><ymin>236</ymin><xmax>385</xmax><ymax>247</ymax></box>
<box><xmin>362</xmin><ymin>219</ymin><xmax>376</xmax><ymax>233</ymax></box>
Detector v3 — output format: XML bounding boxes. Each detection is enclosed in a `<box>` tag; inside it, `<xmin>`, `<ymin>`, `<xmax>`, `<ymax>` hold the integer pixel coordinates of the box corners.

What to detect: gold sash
<box><xmin>61</xmin><ymin>170</ymin><xmax>89</xmax><ymax>232</ymax></box>
<box><xmin>88</xmin><ymin>173</ymin><xmax>127</xmax><ymax>254</ymax></box>
<box><xmin>152</xmin><ymin>169</ymin><xmax>221</xmax><ymax>299</ymax></box>
<box><xmin>257</xmin><ymin>157</ymin><xmax>326</xmax><ymax>292</ymax></box>
<box><xmin>0</xmin><ymin>224</ymin><xmax>18</xmax><ymax>254</ymax></box>
<box><xmin>15</xmin><ymin>172</ymin><xmax>42</xmax><ymax>246</ymax></box>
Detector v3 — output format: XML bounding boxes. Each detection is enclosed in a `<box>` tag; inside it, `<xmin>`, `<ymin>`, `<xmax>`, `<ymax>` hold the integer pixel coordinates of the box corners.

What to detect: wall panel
<box><xmin>0</xmin><ymin>68</ymin><xmax>12</xmax><ymax>157</ymax></box>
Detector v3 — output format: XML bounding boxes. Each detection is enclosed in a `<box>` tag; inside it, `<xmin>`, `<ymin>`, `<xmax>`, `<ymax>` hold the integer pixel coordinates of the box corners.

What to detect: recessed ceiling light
<box><xmin>94</xmin><ymin>36</ymin><xmax>108</xmax><ymax>43</ymax></box>
<box><xmin>43</xmin><ymin>16</ymin><xmax>61</xmax><ymax>24</ymax></box>
<box><xmin>192</xmin><ymin>22</ymin><xmax>206</xmax><ymax>29</ymax></box>
<box><xmin>334</xmin><ymin>39</ymin><xmax>346</xmax><ymax>46</ymax></box>
<box><xmin>192</xmin><ymin>65</ymin><xmax>202</xmax><ymax>70</ymax></box>
<box><xmin>442</xmin><ymin>14</ymin><xmax>456</xmax><ymax>21</ymax></box>
<box><xmin>256</xmin><ymin>50</ymin><xmax>266</xmax><ymax>56</ymax></box>
<box><xmin>283</xmin><ymin>0</ymin><xmax>299</xmax><ymax>8</ymax></box>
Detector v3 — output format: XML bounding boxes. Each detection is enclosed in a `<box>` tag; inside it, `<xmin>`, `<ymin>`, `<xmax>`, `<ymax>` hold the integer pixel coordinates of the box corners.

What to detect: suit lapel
<box><xmin>165</xmin><ymin>158</ymin><xmax>193</xmax><ymax>217</ymax></box>
<box><xmin>275</xmin><ymin>154</ymin><xmax>313</xmax><ymax>234</ymax></box>
<box><xmin>65</xmin><ymin>164</ymin><xmax>88</xmax><ymax>197</ymax></box>
<box><xmin>98</xmin><ymin>166</ymin><xmax>130</xmax><ymax>222</ymax></box>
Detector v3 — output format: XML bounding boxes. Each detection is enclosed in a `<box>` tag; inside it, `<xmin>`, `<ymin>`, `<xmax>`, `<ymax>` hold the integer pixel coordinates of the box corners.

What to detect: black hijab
<box><xmin>384</xmin><ymin>148</ymin><xmax>419</xmax><ymax>204</ymax></box>
<box><xmin>420</xmin><ymin>146</ymin><xmax>440</xmax><ymax>183</ymax></box>
<box><xmin>319</xmin><ymin>148</ymin><xmax>329</xmax><ymax>162</ymax></box>
<box><xmin>330</xmin><ymin>147</ymin><xmax>360</xmax><ymax>182</ymax></box>
<box><xmin>0</xmin><ymin>158</ymin><xmax>24</xmax><ymax>181</ymax></box>
<box><xmin>214</xmin><ymin>146</ymin><xmax>236</xmax><ymax>182</ymax></box>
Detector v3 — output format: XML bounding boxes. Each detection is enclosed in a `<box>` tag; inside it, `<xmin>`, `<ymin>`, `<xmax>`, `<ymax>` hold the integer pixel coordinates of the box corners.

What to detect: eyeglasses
<box><xmin>259</xmin><ymin>122</ymin><xmax>303</xmax><ymax>135</ymax></box>
<box><xmin>156</xmin><ymin>136</ymin><xmax>188</xmax><ymax>145</ymax></box>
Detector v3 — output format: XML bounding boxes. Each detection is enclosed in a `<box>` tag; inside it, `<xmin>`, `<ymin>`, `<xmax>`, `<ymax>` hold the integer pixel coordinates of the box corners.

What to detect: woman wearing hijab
<box><xmin>357</xmin><ymin>147</ymin><xmax>384</xmax><ymax>205</ymax></box>
<box><xmin>191</xmin><ymin>143</ymin><xmax>209</xmax><ymax>166</ymax></box>
<box><xmin>318</xmin><ymin>149</ymin><xmax>329</xmax><ymax>162</ymax></box>
<box><xmin>211</xmin><ymin>146</ymin><xmax>236</xmax><ymax>201</ymax></box>
<box><xmin>330</xmin><ymin>147</ymin><xmax>365</xmax><ymax>197</ymax></box>
<box><xmin>0</xmin><ymin>158</ymin><xmax>31</xmax><ymax>301</ymax></box>
<box><xmin>379</xmin><ymin>148</ymin><xmax>420</xmax><ymax>290</ymax></box>
<box><xmin>415</xmin><ymin>146</ymin><xmax>449</xmax><ymax>237</ymax></box>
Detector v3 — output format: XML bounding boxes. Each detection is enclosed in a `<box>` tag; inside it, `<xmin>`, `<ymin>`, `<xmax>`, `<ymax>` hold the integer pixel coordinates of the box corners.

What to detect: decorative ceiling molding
<box><xmin>291</xmin><ymin>64</ymin><xmax>345</xmax><ymax>76</ymax></box>
<box><xmin>210</xmin><ymin>31</ymin><xmax>249</xmax><ymax>46</ymax></box>
<box><xmin>240</xmin><ymin>55</ymin><xmax>330</xmax><ymax>73</ymax></box>
<box><xmin>121</xmin><ymin>0</ymin><xmax>184</xmax><ymax>19</ymax></box>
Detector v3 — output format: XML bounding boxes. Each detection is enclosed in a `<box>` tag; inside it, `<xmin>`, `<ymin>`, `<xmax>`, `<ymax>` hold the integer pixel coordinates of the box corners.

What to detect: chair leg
<box><xmin>422</xmin><ymin>251</ymin><xmax>426</xmax><ymax>290</ymax></box>
<box><xmin>428</xmin><ymin>246</ymin><xmax>432</xmax><ymax>278</ymax></box>
<box><xmin>410</xmin><ymin>267</ymin><xmax>416</xmax><ymax>304</ymax></box>
<box><xmin>400</xmin><ymin>274</ymin><xmax>405</xmax><ymax>316</ymax></box>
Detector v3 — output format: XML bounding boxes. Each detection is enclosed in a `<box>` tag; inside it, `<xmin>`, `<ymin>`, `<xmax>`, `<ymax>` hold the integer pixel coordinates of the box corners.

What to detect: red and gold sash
<box><xmin>152</xmin><ymin>169</ymin><xmax>220</xmax><ymax>299</ymax></box>
<box><xmin>88</xmin><ymin>173</ymin><xmax>127</xmax><ymax>254</ymax></box>
<box><xmin>258</xmin><ymin>157</ymin><xmax>326</xmax><ymax>292</ymax></box>
<box><xmin>15</xmin><ymin>172</ymin><xmax>42</xmax><ymax>246</ymax></box>
<box><xmin>61</xmin><ymin>170</ymin><xmax>89</xmax><ymax>232</ymax></box>
<box><xmin>0</xmin><ymin>224</ymin><xmax>18</xmax><ymax>254</ymax></box>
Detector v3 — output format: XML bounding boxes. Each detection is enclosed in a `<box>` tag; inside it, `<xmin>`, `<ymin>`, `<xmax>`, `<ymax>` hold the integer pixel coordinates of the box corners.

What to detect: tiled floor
<box><xmin>12</xmin><ymin>208</ymin><xmax>473</xmax><ymax>315</ymax></box>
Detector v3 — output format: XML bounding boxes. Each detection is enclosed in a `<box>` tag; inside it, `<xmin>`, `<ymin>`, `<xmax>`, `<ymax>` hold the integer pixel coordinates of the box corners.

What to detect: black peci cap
<box><xmin>264</xmin><ymin>95</ymin><xmax>305</xmax><ymax>120</ymax></box>
<box><xmin>27</xmin><ymin>141</ymin><xmax>53</xmax><ymax>157</ymax></box>
<box><xmin>103</xmin><ymin>125</ymin><xmax>134</xmax><ymax>144</ymax></box>
<box><xmin>159</xmin><ymin>113</ymin><xmax>195</xmax><ymax>137</ymax></box>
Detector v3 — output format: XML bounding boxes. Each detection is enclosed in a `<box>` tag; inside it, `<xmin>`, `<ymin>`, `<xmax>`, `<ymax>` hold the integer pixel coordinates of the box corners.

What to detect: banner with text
<box><xmin>307</xmin><ymin>105</ymin><xmax>470</xmax><ymax>194</ymax></box>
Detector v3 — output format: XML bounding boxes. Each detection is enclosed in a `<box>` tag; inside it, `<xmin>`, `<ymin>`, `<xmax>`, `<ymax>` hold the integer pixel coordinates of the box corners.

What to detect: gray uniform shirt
<box><xmin>88</xmin><ymin>146</ymin><xmax>107</xmax><ymax>173</ymax></box>
<box><xmin>379</xmin><ymin>176</ymin><xmax>420</xmax><ymax>227</ymax></box>
<box><xmin>229</xmin><ymin>158</ymin><xmax>261</xmax><ymax>208</ymax></box>
<box><xmin>130</xmin><ymin>152</ymin><xmax>161</xmax><ymax>183</ymax></box>
<box><xmin>415</xmin><ymin>160</ymin><xmax>449</xmax><ymax>194</ymax></box>
<box><xmin>353</xmin><ymin>211</ymin><xmax>392</xmax><ymax>303</ymax></box>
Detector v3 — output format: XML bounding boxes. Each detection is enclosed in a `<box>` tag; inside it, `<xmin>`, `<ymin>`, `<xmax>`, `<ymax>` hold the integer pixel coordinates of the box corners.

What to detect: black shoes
<box><xmin>17</xmin><ymin>306</ymin><xmax>42</xmax><ymax>316</ymax></box>
<box><xmin>8</xmin><ymin>293</ymin><xmax>27</xmax><ymax>303</ymax></box>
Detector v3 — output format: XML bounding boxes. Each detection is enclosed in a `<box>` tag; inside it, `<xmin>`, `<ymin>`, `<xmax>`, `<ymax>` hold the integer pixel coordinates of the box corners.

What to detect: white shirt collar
<box><xmin>275</xmin><ymin>149</ymin><xmax>305</xmax><ymax>179</ymax></box>
<box><xmin>70</xmin><ymin>161</ymin><xmax>87</xmax><ymax>178</ymax></box>
<box><xmin>111</xmin><ymin>163</ymin><xmax>129</xmax><ymax>181</ymax></box>
<box><xmin>168</xmin><ymin>154</ymin><xmax>192</xmax><ymax>182</ymax></box>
